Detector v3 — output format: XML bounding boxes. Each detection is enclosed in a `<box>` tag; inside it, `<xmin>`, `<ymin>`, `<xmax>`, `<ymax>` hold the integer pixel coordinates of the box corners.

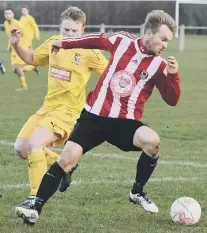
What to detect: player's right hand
<box><xmin>10</xmin><ymin>29</ymin><xmax>21</xmax><ymax>46</ymax></box>
<box><xmin>51</xmin><ymin>40</ymin><xmax>62</xmax><ymax>54</ymax></box>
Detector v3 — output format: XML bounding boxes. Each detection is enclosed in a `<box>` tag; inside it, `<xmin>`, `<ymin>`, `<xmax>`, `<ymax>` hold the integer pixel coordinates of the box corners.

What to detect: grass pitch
<box><xmin>0</xmin><ymin>31</ymin><xmax>206</xmax><ymax>233</ymax></box>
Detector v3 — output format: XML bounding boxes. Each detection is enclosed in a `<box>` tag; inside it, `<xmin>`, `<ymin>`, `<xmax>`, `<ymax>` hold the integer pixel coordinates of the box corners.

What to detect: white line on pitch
<box><xmin>2</xmin><ymin>177</ymin><xmax>202</xmax><ymax>190</ymax></box>
<box><xmin>1</xmin><ymin>139</ymin><xmax>207</xmax><ymax>168</ymax></box>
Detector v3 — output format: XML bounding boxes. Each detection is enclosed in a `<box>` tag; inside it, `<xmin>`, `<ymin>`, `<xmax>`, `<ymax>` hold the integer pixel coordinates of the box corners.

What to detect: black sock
<box><xmin>34</xmin><ymin>162</ymin><xmax>65</xmax><ymax>212</ymax></box>
<box><xmin>131</xmin><ymin>151</ymin><xmax>159</xmax><ymax>194</ymax></box>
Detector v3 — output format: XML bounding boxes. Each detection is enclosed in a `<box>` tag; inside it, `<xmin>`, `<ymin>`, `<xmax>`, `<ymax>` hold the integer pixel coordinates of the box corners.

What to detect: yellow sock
<box><xmin>24</xmin><ymin>65</ymin><xmax>35</xmax><ymax>72</ymax></box>
<box><xmin>43</xmin><ymin>147</ymin><xmax>59</xmax><ymax>166</ymax></box>
<box><xmin>19</xmin><ymin>76</ymin><xmax>27</xmax><ymax>88</ymax></box>
<box><xmin>28</xmin><ymin>149</ymin><xmax>47</xmax><ymax>196</ymax></box>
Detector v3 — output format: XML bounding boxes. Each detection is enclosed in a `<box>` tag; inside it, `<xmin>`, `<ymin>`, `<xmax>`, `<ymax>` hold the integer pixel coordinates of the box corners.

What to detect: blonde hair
<box><xmin>144</xmin><ymin>10</ymin><xmax>177</xmax><ymax>34</ymax></box>
<box><xmin>60</xmin><ymin>6</ymin><xmax>86</xmax><ymax>26</ymax></box>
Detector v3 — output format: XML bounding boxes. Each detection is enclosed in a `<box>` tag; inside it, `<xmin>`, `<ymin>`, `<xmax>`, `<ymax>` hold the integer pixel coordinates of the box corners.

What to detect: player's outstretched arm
<box><xmin>51</xmin><ymin>32</ymin><xmax>114</xmax><ymax>53</ymax></box>
<box><xmin>10</xmin><ymin>29</ymin><xmax>33</xmax><ymax>65</ymax></box>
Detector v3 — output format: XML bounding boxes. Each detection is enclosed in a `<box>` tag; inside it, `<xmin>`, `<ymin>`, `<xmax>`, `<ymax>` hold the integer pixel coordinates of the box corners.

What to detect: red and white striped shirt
<box><xmin>62</xmin><ymin>32</ymin><xmax>181</xmax><ymax>120</ymax></box>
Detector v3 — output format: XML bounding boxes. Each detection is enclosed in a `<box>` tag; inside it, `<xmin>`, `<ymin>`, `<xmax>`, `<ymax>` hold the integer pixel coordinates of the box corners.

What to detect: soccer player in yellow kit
<box><xmin>4</xmin><ymin>8</ymin><xmax>37</xmax><ymax>91</ymax></box>
<box><xmin>20</xmin><ymin>5</ymin><xmax>40</xmax><ymax>48</ymax></box>
<box><xmin>20</xmin><ymin>5</ymin><xmax>40</xmax><ymax>74</ymax></box>
<box><xmin>10</xmin><ymin>6</ymin><xmax>108</xmax><ymax>207</ymax></box>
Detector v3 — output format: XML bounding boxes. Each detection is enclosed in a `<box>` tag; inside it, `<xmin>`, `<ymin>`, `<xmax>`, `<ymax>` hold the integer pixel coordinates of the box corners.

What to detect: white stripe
<box><xmin>2</xmin><ymin>177</ymin><xmax>201</xmax><ymax>190</ymax></box>
<box><xmin>84</xmin><ymin>103</ymin><xmax>91</xmax><ymax>111</ymax></box>
<box><xmin>108</xmin><ymin>33</ymin><xmax>133</xmax><ymax>45</ymax></box>
<box><xmin>1</xmin><ymin>140</ymin><xmax>207</xmax><ymax>168</ymax></box>
<box><xmin>109</xmin><ymin>52</ymin><xmax>141</xmax><ymax>118</ymax></box>
<box><xmin>126</xmin><ymin>57</ymin><xmax>162</xmax><ymax>119</ymax></box>
<box><xmin>108</xmin><ymin>34</ymin><xmax>119</xmax><ymax>44</ymax></box>
<box><xmin>108</xmin><ymin>95</ymin><xmax>121</xmax><ymax>117</ymax></box>
<box><xmin>90</xmin><ymin>38</ymin><xmax>132</xmax><ymax>115</ymax></box>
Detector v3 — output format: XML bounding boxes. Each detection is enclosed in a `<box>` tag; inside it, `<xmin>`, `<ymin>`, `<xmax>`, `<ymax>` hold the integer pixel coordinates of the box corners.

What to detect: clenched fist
<box><xmin>166</xmin><ymin>56</ymin><xmax>178</xmax><ymax>74</ymax></box>
<box><xmin>10</xmin><ymin>29</ymin><xmax>21</xmax><ymax>46</ymax></box>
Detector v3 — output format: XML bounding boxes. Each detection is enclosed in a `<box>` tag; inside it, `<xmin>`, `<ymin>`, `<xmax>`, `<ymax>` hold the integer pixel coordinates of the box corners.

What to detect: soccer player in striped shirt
<box><xmin>15</xmin><ymin>10</ymin><xmax>181</xmax><ymax>224</ymax></box>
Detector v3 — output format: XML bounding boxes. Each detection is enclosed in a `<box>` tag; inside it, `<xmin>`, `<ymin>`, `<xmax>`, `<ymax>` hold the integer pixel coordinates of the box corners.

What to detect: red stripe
<box><xmin>86</xmin><ymin>57</ymin><xmax>111</xmax><ymax>109</ymax></box>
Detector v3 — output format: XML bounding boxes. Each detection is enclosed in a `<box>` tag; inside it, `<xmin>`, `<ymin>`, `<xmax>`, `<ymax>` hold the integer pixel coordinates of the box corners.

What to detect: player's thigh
<box><xmin>68</xmin><ymin>109</ymin><xmax>107</xmax><ymax>154</ymax></box>
<box><xmin>17</xmin><ymin>114</ymin><xmax>44</xmax><ymax>140</ymax></box>
<box><xmin>38</xmin><ymin>107</ymin><xmax>80</xmax><ymax>147</ymax></box>
<box><xmin>28</xmin><ymin>126</ymin><xmax>60</xmax><ymax>151</ymax></box>
<box><xmin>106</xmin><ymin>118</ymin><xmax>146</xmax><ymax>151</ymax></box>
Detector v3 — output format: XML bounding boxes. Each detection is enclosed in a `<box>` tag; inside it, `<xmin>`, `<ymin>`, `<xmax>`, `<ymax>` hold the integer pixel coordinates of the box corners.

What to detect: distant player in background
<box><xmin>4</xmin><ymin>8</ymin><xmax>37</xmax><ymax>91</ymax></box>
<box><xmin>0</xmin><ymin>61</ymin><xmax>6</xmax><ymax>75</ymax></box>
<box><xmin>10</xmin><ymin>6</ymin><xmax>108</xmax><ymax>209</ymax></box>
<box><xmin>20</xmin><ymin>5</ymin><xmax>40</xmax><ymax>47</ymax></box>
<box><xmin>20</xmin><ymin>5</ymin><xmax>40</xmax><ymax>74</ymax></box>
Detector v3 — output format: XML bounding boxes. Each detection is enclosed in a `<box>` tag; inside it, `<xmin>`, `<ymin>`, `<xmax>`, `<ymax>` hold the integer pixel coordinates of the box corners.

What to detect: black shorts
<box><xmin>68</xmin><ymin>109</ymin><xmax>146</xmax><ymax>154</ymax></box>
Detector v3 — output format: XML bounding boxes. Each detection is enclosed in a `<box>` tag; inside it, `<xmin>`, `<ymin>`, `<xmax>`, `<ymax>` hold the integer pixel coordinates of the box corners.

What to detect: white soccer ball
<box><xmin>170</xmin><ymin>197</ymin><xmax>201</xmax><ymax>225</ymax></box>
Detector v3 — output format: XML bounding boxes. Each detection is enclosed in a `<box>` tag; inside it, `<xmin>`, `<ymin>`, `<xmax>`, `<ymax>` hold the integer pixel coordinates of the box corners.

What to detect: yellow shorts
<box><xmin>11</xmin><ymin>53</ymin><xmax>25</xmax><ymax>65</ymax></box>
<box><xmin>17</xmin><ymin>106</ymin><xmax>80</xmax><ymax>146</ymax></box>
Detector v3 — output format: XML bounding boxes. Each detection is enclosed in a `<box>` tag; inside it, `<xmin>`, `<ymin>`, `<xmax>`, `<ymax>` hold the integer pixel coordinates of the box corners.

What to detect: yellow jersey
<box><xmin>4</xmin><ymin>19</ymin><xmax>29</xmax><ymax>54</ymax></box>
<box><xmin>20</xmin><ymin>14</ymin><xmax>40</xmax><ymax>43</ymax></box>
<box><xmin>33</xmin><ymin>35</ymin><xmax>108</xmax><ymax>113</ymax></box>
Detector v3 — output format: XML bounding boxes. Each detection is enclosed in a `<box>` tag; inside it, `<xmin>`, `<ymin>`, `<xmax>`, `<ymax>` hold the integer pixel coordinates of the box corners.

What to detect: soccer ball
<box><xmin>170</xmin><ymin>197</ymin><xmax>201</xmax><ymax>225</ymax></box>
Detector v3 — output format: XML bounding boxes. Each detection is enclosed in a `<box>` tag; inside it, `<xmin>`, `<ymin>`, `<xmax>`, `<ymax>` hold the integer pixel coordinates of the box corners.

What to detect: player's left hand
<box><xmin>51</xmin><ymin>40</ymin><xmax>62</xmax><ymax>54</ymax></box>
<box><xmin>166</xmin><ymin>56</ymin><xmax>178</xmax><ymax>74</ymax></box>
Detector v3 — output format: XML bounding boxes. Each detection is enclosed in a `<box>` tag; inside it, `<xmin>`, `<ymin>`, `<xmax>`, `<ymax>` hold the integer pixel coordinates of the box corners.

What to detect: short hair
<box><xmin>4</xmin><ymin>8</ymin><xmax>14</xmax><ymax>13</ymax></box>
<box><xmin>144</xmin><ymin>10</ymin><xmax>177</xmax><ymax>34</ymax></box>
<box><xmin>60</xmin><ymin>6</ymin><xmax>86</xmax><ymax>26</ymax></box>
<box><xmin>22</xmin><ymin>5</ymin><xmax>29</xmax><ymax>10</ymax></box>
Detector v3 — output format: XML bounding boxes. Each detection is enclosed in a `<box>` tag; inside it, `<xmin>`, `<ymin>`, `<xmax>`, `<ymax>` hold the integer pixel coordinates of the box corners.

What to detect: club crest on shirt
<box><xmin>72</xmin><ymin>53</ymin><xmax>82</xmax><ymax>64</ymax></box>
<box><xmin>110</xmin><ymin>71</ymin><xmax>136</xmax><ymax>97</ymax></box>
<box><xmin>139</xmin><ymin>70</ymin><xmax>149</xmax><ymax>80</ymax></box>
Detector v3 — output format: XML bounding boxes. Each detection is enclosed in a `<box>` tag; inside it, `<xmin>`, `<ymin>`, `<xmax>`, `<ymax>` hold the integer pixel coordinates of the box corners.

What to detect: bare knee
<box><xmin>12</xmin><ymin>64</ymin><xmax>23</xmax><ymax>76</ymax></box>
<box><xmin>58</xmin><ymin>141</ymin><xmax>83</xmax><ymax>172</ymax></box>
<box><xmin>143</xmin><ymin>133</ymin><xmax>160</xmax><ymax>157</ymax></box>
<box><xmin>134</xmin><ymin>126</ymin><xmax>160</xmax><ymax>158</ymax></box>
<box><xmin>12</xmin><ymin>64</ymin><xmax>18</xmax><ymax>73</ymax></box>
<box><xmin>12</xmin><ymin>66</ymin><xmax>17</xmax><ymax>73</ymax></box>
<box><xmin>14</xmin><ymin>140</ymin><xmax>28</xmax><ymax>160</ymax></box>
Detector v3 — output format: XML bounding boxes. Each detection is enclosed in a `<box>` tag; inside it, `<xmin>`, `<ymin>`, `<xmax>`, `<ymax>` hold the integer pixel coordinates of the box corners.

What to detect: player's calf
<box><xmin>59</xmin><ymin>164</ymin><xmax>78</xmax><ymax>192</ymax></box>
<box><xmin>131</xmin><ymin>127</ymin><xmax>160</xmax><ymax>213</ymax></box>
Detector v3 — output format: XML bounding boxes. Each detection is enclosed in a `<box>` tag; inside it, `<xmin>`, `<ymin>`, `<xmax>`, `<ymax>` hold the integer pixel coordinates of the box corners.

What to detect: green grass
<box><xmin>0</xmin><ymin>31</ymin><xmax>207</xmax><ymax>233</ymax></box>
